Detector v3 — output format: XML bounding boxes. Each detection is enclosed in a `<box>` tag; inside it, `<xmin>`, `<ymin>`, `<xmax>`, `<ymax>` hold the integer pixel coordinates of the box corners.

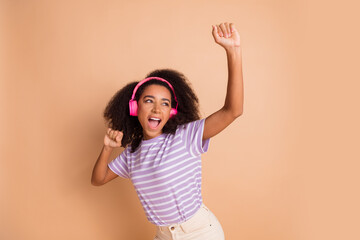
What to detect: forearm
<box><xmin>91</xmin><ymin>145</ymin><xmax>113</xmax><ymax>186</ymax></box>
<box><xmin>223</xmin><ymin>46</ymin><xmax>244</xmax><ymax>117</ymax></box>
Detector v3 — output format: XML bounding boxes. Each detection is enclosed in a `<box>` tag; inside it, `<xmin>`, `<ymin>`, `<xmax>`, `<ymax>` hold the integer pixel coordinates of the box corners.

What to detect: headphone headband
<box><xmin>130</xmin><ymin>77</ymin><xmax>178</xmax><ymax>107</ymax></box>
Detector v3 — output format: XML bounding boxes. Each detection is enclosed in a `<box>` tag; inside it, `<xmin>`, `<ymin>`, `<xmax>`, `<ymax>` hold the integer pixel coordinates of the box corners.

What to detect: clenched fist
<box><xmin>212</xmin><ymin>22</ymin><xmax>241</xmax><ymax>51</ymax></box>
<box><xmin>104</xmin><ymin>128</ymin><xmax>123</xmax><ymax>148</ymax></box>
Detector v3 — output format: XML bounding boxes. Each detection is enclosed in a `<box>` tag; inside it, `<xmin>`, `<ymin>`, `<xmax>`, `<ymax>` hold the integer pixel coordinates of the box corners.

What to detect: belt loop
<box><xmin>202</xmin><ymin>204</ymin><xmax>209</xmax><ymax>211</ymax></box>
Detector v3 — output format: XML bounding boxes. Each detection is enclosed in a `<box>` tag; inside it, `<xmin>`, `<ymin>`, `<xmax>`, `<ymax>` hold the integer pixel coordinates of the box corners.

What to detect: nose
<box><xmin>151</xmin><ymin>102</ymin><xmax>160</xmax><ymax>113</ymax></box>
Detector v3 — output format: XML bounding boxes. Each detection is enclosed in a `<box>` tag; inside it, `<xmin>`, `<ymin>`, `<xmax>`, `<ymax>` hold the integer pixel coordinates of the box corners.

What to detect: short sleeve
<box><xmin>179</xmin><ymin>119</ymin><xmax>210</xmax><ymax>156</ymax></box>
<box><xmin>108</xmin><ymin>149</ymin><xmax>130</xmax><ymax>179</ymax></box>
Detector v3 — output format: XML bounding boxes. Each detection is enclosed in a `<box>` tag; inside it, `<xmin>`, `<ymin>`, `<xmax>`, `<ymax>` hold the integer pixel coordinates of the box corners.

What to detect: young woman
<box><xmin>91</xmin><ymin>22</ymin><xmax>243</xmax><ymax>240</ymax></box>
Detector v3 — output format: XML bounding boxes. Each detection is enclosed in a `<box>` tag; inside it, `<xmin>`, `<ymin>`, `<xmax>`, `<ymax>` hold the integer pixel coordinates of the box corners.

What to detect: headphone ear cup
<box><xmin>129</xmin><ymin>100</ymin><xmax>138</xmax><ymax>116</ymax></box>
<box><xmin>170</xmin><ymin>108</ymin><xmax>177</xmax><ymax>118</ymax></box>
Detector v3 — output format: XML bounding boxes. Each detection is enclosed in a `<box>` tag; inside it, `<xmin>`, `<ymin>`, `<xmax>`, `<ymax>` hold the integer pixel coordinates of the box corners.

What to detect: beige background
<box><xmin>1</xmin><ymin>0</ymin><xmax>359</xmax><ymax>239</ymax></box>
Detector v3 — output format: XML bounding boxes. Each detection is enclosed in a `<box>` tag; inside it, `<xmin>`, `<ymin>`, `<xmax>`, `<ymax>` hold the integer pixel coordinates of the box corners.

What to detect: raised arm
<box><xmin>91</xmin><ymin>128</ymin><xmax>122</xmax><ymax>186</ymax></box>
<box><xmin>203</xmin><ymin>22</ymin><xmax>244</xmax><ymax>140</ymax></box>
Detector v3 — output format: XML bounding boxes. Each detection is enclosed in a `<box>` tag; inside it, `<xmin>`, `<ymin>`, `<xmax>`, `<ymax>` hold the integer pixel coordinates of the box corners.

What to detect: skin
<box><xmin>137</xmin><ymin>84</ymin><xmax>172</xmax><ymax>140</ymax></box>
<box><xmin>91</xmin><ymin>22</ymin><xmax>243</xmax><ymax>186</ymax></box>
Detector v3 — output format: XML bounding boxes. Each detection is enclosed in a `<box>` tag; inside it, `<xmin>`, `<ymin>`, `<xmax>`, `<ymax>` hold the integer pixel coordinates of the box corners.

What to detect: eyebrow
<box><xmin>143</xmin><ymin>95</ymin><xmax>170</xmax><ymax>103</ymax></box>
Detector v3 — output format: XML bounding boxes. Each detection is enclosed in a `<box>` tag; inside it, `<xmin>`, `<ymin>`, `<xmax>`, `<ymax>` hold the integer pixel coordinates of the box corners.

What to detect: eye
<box><xmin>162</xmin><ymin>102</ymin><xmax>170</xmax><ymax>107</ymax></box>
<box><xmin>144</xmin><ymin>99</ymin><xmax>153</xmax><ymax>103</ymax></box>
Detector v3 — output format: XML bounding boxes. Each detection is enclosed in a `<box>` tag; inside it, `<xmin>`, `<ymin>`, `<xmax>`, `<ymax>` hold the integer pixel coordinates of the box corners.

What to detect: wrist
<box><xmin>225</xmin><ymin>46</ymin><xmax>242</xmax><ymax>55</ymax></box>
<box><xmin>103</xmin><ymin>145</ymin><xmax>114</xmax><ymax>152</ymax></box>
<box><xmin>226</xmin><ymin>47</ymin><xmax>242</xmax><ymax>63</ymax></box>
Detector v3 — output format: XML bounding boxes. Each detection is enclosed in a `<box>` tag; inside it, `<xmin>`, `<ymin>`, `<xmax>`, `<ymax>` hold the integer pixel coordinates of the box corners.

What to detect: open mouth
<box><xmin>148</xmin><ymin>117</ymin><xmax>161</xmax><ymax>129</ymax></box>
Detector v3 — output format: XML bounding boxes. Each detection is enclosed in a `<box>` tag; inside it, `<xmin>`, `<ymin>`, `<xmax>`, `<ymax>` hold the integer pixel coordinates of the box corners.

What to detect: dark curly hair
<box><xmin>104</xmin><ymin>69</ymin><xmax>200</xmax><ymax>152</ymax></box>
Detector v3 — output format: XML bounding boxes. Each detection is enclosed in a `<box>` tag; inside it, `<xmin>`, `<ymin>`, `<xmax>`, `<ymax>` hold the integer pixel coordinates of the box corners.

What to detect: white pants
<box><xmin>154</xmin><ymin>204</ymin><xmax>225</xmax><ymax>240</ymax></box>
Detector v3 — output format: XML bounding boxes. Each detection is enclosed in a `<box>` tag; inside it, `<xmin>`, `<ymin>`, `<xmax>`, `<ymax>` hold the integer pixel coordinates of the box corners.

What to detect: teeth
<box><xmin>150</xmin><ymin>118</ymin><xmax>160</xmax><ymax>121</ymax></box>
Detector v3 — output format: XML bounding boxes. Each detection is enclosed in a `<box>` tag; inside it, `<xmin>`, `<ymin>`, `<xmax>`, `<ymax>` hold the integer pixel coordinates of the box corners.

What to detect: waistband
<box><xmin>156</xmin><ymin>204</ymin><xmax>209</xmax><ymax>232</ymax></box>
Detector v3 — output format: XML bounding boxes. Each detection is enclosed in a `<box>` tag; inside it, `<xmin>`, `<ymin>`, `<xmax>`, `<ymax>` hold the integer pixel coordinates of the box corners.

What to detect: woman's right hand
<box><xmin>104</xmin><ymin>128</ymin><xmax>123</xmax><ymax>148</ymax></box>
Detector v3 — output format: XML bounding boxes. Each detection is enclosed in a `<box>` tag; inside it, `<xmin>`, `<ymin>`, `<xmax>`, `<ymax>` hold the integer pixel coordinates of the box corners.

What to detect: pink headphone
<box><xmin>129</xmin><ymin>77</ymin><xmax>178</xmax><ymax>118</ymax></box>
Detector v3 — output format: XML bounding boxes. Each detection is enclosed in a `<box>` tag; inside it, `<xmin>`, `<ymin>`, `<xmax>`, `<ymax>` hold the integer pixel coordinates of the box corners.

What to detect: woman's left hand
<box><xmin>212</xmin><ymin>22</ymin><xmax>241</xmax><ymax>51</ymax></box>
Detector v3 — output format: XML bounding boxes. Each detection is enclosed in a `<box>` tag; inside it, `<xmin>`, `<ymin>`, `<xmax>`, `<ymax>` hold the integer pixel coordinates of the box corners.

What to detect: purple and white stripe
<box><xmin>108</xmin><ymin>119</ymin><xmax>210</xmax><ymax>226</ymax></box>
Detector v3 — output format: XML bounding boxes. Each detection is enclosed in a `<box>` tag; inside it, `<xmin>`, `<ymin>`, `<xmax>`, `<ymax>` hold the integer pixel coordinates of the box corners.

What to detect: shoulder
<box><xmin>120</xmin><ymin>145</ymin><xmax>135</xmax><ymax>158</ymax></box>
<box><xmin>176</xmin><ymin>119</ymin><xmax>205</xmax><ymax>136</ymax></box>
<box><xmin>178</xmin><ymin>119</ymin><xmax>205</xmax><ymax>129</ymax></box>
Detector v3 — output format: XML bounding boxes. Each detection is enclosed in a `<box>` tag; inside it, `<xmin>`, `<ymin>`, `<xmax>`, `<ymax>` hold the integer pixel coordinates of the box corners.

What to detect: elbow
<box><xmin>91</xmin><ymin>181</ymin><xmax>103</xmax><ymax>187</ymax></box>
<box><xmin>233</xmin><ymin>109</ymin><xmax>243</xmax><ymax>118</ymax></box>
<box><xmin>91</xmin><ymin>177</ymin><xmax>104</xmax><ymax>186</ymax></box>
<box><xmin>231</xmin><ymin>107</ymin><xmax>243</xmax><ymax>119</ymax></box>
<box><xmin>223</xmin><ymin>106</ymin><xmax>243</xmax><ymax>120</ymax></box>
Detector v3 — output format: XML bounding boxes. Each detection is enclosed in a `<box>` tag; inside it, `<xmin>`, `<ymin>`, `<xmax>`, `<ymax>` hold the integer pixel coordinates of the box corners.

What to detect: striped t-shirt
<box><xmin>108</xmin><ymin>119</ymin><xmax>210</xmax><ymax>226</ymax></box>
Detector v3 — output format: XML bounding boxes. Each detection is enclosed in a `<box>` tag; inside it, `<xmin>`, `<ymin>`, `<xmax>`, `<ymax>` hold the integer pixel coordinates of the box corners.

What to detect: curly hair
<box><xmin>104</xmin><ymin>69</ymin><xmax>200</xmax><ymax>152</ymax></box>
